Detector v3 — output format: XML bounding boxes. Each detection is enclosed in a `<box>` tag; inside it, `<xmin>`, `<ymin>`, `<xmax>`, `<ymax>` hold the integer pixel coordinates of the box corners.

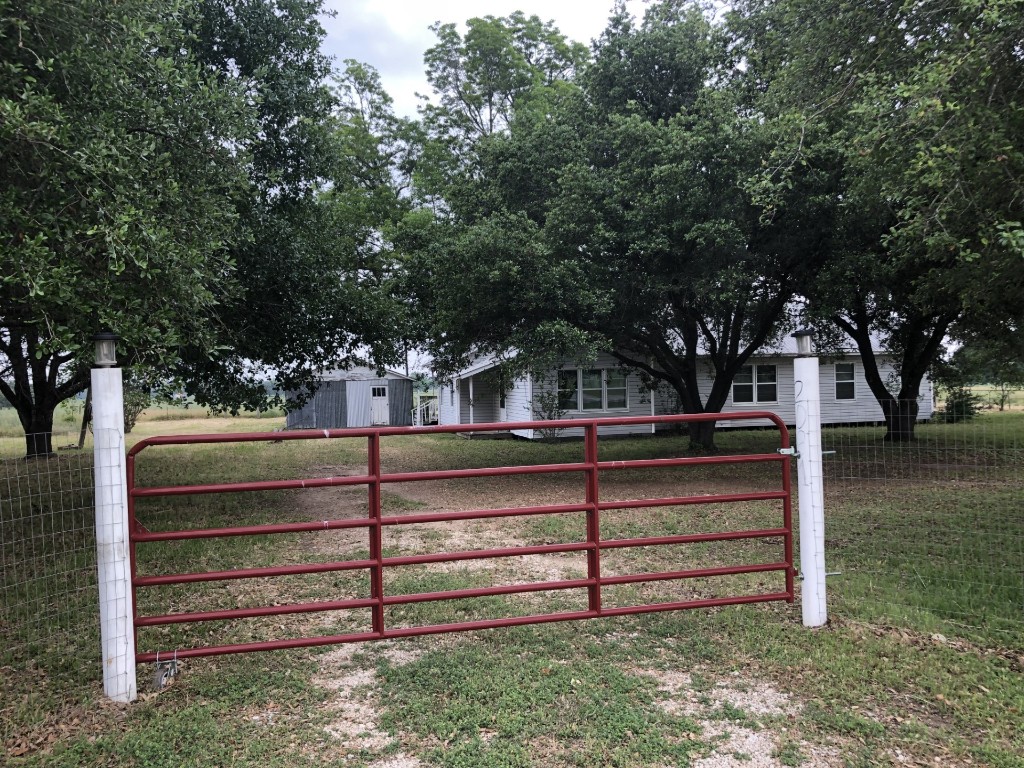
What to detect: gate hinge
<box><xmin>776</xmin><ymin>447</ymin><xmax>799</xmax><ymax>457</ymax></box>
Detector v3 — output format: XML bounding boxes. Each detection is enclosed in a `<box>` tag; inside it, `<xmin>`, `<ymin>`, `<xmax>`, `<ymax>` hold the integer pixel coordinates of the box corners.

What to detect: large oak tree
<box><xmin>1</xmin><ymin>0</ymin><xmax>411</xmax><ymax>456</ymax></box>
<box><xmin>407</xmin><ymin>2</ymin><xmax>835</xmax><ymax>449</ymax></box>
<box><xmin>731</xmin><ymin>0</ymin><xmax>1024</xmax><ymax>439</ymax></box>
<box><xmin>1</xmin><ymin>0</ymin><xmax>250</xmax><ymax>456</ymax></box>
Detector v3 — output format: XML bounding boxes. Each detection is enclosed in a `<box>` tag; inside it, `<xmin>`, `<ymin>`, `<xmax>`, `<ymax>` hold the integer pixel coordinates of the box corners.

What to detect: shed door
<box><xmin>370</xmin><ymin>385</ymin><xmax>389</xmax><ymax>425</ymax></box>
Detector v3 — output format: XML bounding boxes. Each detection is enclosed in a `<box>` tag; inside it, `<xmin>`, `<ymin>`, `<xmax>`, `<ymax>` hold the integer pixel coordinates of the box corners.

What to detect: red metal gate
<box><xmin>127</xmin><ymin>413</ymin><xmax>794</xmax><ymax>663</ymax></box>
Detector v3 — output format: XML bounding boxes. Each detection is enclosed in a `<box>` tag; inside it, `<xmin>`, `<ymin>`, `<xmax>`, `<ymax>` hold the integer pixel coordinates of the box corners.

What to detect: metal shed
<box><xmin>285</xmin><ymin>367</ymin><xmax>414</xmax><ymax>429</ymax></box>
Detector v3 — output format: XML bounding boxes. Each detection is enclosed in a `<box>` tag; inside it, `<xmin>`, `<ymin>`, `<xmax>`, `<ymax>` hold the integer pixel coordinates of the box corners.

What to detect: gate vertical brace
<box><xmin>367</xmin><ymin>433</ymin><xmax>385</xmax><ymax>636</ymax></box>
<box><xmin>126</xmin><ymin>453</ymin><xmax>140</xmax><ymax>670</ymax></box>
<box><xmin>780</xmin><ymin>442</ymin><xmax>795</xmax><ymax>602</ymax></box>
<box><xmin>584</xmin><ymin>423</ymin><xmax>602</xmax><ymax>614</ymax></box>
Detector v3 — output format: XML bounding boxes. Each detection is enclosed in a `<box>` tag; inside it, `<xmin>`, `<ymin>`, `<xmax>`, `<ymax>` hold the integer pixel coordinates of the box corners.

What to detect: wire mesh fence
<box><xmin>0</xmin><ymin>432</ymin><xmax>100</xmax><ymax>682</ymax></box>
<box><xmin>820</xmin><ymin>397</ymin><xmax>1023</xmax><ymax>646</ymax></box>
<box><xmin>1</xmin><ymin>398</ymin><xmax>1022</xmax><ymax>699</ymax></box>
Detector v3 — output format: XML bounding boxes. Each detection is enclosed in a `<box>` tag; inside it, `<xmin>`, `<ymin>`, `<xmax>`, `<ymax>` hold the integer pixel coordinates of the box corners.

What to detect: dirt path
<box><xmin>286</xmin><ymin>464</ymin><xmax>848</xmax><ymax>768</ymax></box>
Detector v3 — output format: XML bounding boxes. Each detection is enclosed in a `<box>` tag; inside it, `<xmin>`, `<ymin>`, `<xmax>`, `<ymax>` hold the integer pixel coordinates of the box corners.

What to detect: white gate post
<box><xmin>792</xmin><ymin>330</ymin><xmax>828</xmax><ymax>627</ymax></box>
<box><xmin>91</xmin><ymin>333</ymin><xmax>137</xmax><ymax>701</ymax></box>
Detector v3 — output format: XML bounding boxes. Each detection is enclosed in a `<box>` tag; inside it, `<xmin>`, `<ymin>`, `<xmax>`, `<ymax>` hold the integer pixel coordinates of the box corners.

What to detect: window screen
<box><xmin>835</xmin><ymin>363</ymin><xmax>855</xmax><ymax>400</ymax></box>
<box><xmin>581</xmin><ymin>369</ymin><xmax>603</xmax><ymax>410</ymax></box>
<box><xmin>557</xmin><ymin>370</ymin><xmax>578</xmax><ymax>411</ymax></box>
<box><xmin>605</xmin><ymin>369</ymin><xmax>628</xmax><ymax>409</ymax></box>
<box><xmin>733</xmin><ymin>365</ymin><xmax>754</xmax><ymax>403</ymax></box>
<box><xmin>756</xmin><ymin>365</ymin><xmax>777</xmax><ymax>402</ymax></box>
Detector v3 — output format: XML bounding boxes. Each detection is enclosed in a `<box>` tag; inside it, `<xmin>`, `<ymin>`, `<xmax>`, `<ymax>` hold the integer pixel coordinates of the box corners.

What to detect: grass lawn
<box><xmin>1</xmin><ymin>411</ymin><xmax>1021</xmax><ymax>767</ymax></box>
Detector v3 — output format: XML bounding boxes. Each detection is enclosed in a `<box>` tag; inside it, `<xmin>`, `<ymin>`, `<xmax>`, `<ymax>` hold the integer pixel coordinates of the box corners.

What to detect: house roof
<box><xmin>745</xmin><ymin>330</ymin><xmax>886</xmax><ymax>357</ymax></box>
<box><xmin>450</xmin><ymin>332</ymin><xmax>890</xmax><ymax>378</ymax></box>
<box><xmin>452</xmin><ymin>355</ymin><xmax>505</xmax><ymax>379</ymax></box>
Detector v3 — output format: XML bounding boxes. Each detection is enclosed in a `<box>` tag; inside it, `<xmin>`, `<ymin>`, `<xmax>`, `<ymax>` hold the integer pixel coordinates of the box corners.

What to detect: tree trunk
<box><xmin>0</xmin><ymin>338</ymin><xmax>91</xmax><ymax>459</ymax></box>
<box><xmin>23</xmin><ymin>407</ymin><xmax>56</xmax><ymax>458</ymax></box>
<box><xmin>881</xmin><ymin>398</ymin><xmax>918</xmax><ymax>442</ymax></box>
<box><xmin>687</xmin><ymin>419</ymin><xmax>717</xmax><ymax>451</ymax></box>
<box><xmin>78</xmin><ymin>387</ymin><xmax>93</xmax><ymax>449</ymax></box>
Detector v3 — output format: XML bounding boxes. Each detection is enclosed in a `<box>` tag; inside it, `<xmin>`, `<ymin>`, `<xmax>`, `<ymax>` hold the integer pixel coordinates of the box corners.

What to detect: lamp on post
<box><xmin>792</xmin><ymin>328</ymin><xmax>814</xmax><ymax>357</ymax></box>
<box><xmin>92</xmin><ymin>332</ymin><xmax>119</xmax><ymax>368</ymax></box>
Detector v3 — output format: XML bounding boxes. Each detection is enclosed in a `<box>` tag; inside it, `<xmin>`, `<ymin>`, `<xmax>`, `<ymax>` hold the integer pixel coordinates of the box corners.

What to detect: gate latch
<box><xmin>776</xmin><ymin>447</ymin><xmax>799</xmax><ymax>458</ymax></box>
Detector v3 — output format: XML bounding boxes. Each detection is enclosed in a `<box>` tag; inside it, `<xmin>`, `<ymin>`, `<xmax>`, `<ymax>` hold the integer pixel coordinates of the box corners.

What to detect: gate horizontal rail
<box><xmin>127</xmin><ymin>412</ymin><xmax>794</xmax><ymax>663</ymax></box>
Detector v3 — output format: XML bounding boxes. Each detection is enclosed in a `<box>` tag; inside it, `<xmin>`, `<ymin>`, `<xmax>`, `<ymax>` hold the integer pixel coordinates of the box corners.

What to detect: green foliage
<box><xmin>122</xmin><ymin>386</ymin><xmax>151</xmax><ymax>436</ymax></box>
<box><xmin>0</xmin><ymin>0</ymin><xmax>251</xmax><ymax>453</ymax></box>
<box><xmin>939</xmin><ymin>386</ymin><xmax>982</xmax><ymax>424</ymax></box>
<box><xmin>730</xmin><ymin>0</ymin><xmax>1024</xmax><ymax>439</ymax></box>
<box><xmin>422</xmin><ymin>12</ymin><xmax>587</xmax><ymax>142</ymax></box>
<box><xmin>58</xmin><ymin>397</ymin><xmax>83</xmax><ymax>426</ymax></box>
<box><xmin>942</xmin><ymin>342</ymin><xmax>1024</xmax><ymax>412</ymax></box>
<box><xmin>174</xmin><ymin>2</ymin><xmax>410</xmax><ymax>412</ymax></box>
<box><xmin>410</xmin><ymin>2</ymin><xmax>831</xmax><ymax>449</ymax></box>
<box><xmin>1</xmin><ymin>0</ymin><xmax>414</xmax><ymax>454</ymax></box>
<box><xmin>530</xmin><ymin>374</ymin><xmax>567</xmax><ymax>442</ymax></box>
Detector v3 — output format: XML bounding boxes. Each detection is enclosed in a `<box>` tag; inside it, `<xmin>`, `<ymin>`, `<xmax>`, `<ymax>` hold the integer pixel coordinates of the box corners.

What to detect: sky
<box><xmin>319</xmin><ymin>1</ymin><xmax>648</xmax><ymax>118</ymax></box>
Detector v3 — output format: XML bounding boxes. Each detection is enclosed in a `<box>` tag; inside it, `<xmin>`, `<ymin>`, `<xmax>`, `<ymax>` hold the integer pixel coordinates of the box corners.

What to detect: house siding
<box><xmin>688</xmin><ymin>355</ymin><xmax>798</xmax><ymax>429</ymax></box>
<box><xmin>343</xmin><ymin>378</ymin><xmax>415</xmax><ymax>427</ymax></box>
<box><xmin>818</xmin><ymin>358</ymin><xmax>933</xmax><ymax>423</ymax></box>
<box><xmin>459</xmin><ymin>380</ymin><xmax>472</xmax><ymax>424</ymax></box>
<box><xmin>465</xmin><ymin>375</ymin><xmax>500</xmax><ymax>425</ymax></box>
<box><xmin>286</xmin><ymin>369</ymin><xmax>413</xmax><ymax>431</ymax></box>
<box><xmin>507</xmin><ymin>377</ymin><xmax>535</xmax><ymax>438</ymax></box>
<box><xmin>439</xmin><ymin>380</ymin><xmax>459</xmax><ymax>426</ymax></box>
<box><xmin>652</xmin><ymin>355</ymin><xmax>933</xmax><ymax>430</ymax></box>
<box><xmin>346</xmin><ymin>381</ymin><xmax>372</xmax><ymax>427</ymax></box>
<box><xmin>436</xmin><ymin>352</ymin><xmax>933</xmax><ymax>438</ymax></box>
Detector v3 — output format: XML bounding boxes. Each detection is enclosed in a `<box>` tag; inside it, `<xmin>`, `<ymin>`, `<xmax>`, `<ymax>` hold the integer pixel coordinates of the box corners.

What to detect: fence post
<box><xmin>792</xmin><ymin>330</ymin><xmax>828</xmax><ymax>627</ymax></box>
<box><xmin>91</xmin><ymin>333</ymin><xmax>137</xmax><ymax>701</ymax></box>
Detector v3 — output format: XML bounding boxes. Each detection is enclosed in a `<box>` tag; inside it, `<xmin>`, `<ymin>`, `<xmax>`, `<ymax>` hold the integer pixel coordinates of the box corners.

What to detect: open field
<box><xmin>2</xmin><ymin>413</ymin><xmax>1022</xmax><ymax>767</ymax></box>
<box><xmin>966</xmin><ymin>387</ymin><xmax>1024</xmax><ymax>411</ymax></box>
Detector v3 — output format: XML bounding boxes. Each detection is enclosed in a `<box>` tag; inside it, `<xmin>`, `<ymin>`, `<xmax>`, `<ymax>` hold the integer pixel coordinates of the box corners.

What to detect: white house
<box><xmin>437</xmin><ymin>340</ymin><xmax>933</xmax><ymax>438</ymax></box>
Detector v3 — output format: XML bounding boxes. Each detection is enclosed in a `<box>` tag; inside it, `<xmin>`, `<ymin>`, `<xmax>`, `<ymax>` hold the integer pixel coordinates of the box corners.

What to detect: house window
<box><xmin>606</xmin><ymin>369</ymin><xmax>628</xmax><ymax>409</ymax></box>
<box><xmin>835</xmin><ymin>363</ymin><xmax>856</xmax><ymax>400</ymax></box>
<box><xmin>733</xmin><ymin>364</ymin><xmax>778</xmax><ymax>404</ymax></box>
<box><xmin>581</xmin><ymin>369</ymin><xmax>603</xmax><ymax>410</ymax></box>
<box><xmin>371</xmin><ymin>386</ymin><xmax>387</xmax><ymax>398</ymax></box>
<box><xmin>557</xmin><ymin>370</ymin><xmax>578</xmax><ymax>410</ymax></box>
<box><xmin>558</xmin><ymin>368</ymin><xmax>629</xmax><ymax>412</ymax></box>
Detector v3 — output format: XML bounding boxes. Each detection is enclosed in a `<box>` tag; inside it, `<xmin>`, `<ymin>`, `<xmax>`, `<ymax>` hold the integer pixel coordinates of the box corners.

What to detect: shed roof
<box><xmin>319</xmin><ymin>365</ymin><xmax>412</xmax><ymax>381</ymax></box>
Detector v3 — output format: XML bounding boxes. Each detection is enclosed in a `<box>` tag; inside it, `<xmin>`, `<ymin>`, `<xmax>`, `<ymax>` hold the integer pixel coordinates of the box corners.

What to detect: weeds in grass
<box><xmin>772</xmin><ymin>739</ymin><xmax>806</xmax><ymax>766</ymax></box>
<box><xmin>2</xmin><ymin>412</ymin><xmax>1022</xmax><ymax>766</ymax></box>
<box><xmin>375</xmin><ymin>622</ymin><xmax>706</xmax><ymax>768</ymax></box>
